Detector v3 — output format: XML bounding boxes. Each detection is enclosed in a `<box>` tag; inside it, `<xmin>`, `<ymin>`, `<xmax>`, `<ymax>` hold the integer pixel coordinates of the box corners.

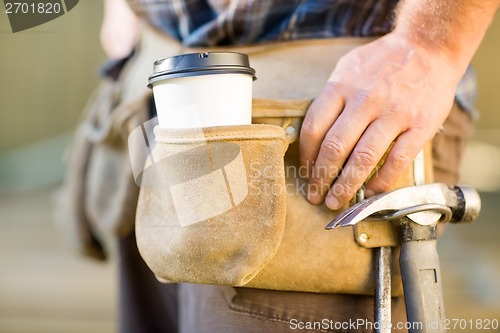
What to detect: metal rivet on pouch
<box><xmin>285</xmin><ymin>126</ymin><xmax>295</xmax><ymax>135</ymax></box>
<box><xmin>359</xmin><ymin>233</ymin><xmax>368</xmax><ymax>243</ymax></box>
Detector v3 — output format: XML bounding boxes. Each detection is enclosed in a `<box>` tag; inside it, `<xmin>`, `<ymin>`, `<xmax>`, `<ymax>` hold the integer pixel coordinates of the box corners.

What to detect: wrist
<box><xmin>392</xmin><ymin>0</ymin><xmax>500</xmax><ymax>76</ymax></box>
<box><xmin>382</xmin><ymin>31</ymin><xmax>464</xmax><ymax>84</ymax></box>
<box><xmin>391</xmin><ymin>26</ymin><xmax>473</xmax><ymax>76</ymax></box>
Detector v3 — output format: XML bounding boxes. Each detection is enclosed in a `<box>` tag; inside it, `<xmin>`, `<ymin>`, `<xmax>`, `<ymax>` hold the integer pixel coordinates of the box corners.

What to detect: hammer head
<box><xmin>326</xmin><ymin>183</ymin><xmax>481</xmax><ymax>229</ymax></box>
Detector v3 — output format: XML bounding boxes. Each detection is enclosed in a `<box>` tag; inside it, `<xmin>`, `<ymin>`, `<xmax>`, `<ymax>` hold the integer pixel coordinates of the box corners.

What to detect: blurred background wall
<box><xmin>1</xmin><ymin>2</ymin><xmax>117</xmax><ymax>333</ymax></box>
<box><xmin>0</xmin><ymin>1</ymin><xmax>105</xmax><ymax>191</ymax></box>
<box><xmin>0</xmin><ymin>3</ymin><xmax>499</xmax><ymax>333</ymax></box>
<box><xmin>474</xmin><ymin>13</ymin><xmax>500</xmax><ymax>128</ymax></box>
<box><xmin>1</xmin><ymin>1</ymin><xmax>104</xmax><ymax>148</ymax></box>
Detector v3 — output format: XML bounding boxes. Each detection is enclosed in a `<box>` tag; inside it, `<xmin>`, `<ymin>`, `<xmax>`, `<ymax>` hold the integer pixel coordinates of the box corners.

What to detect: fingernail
<box><xmin>326</xmin><ymin>195</ymin><xmax>340</xmax><ymax>210</ymax></box>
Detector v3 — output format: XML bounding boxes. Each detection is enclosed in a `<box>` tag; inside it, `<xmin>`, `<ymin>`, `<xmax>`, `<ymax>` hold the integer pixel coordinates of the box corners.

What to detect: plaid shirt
<box><xmin>124</xmin><ymin>0</ymin><xmax>477</xmax><ymax>116</ymax></box>
<box><xmin>127</xmin><ymin>0</ymin><xmax>399</xmax><ymax>46</ymax></box>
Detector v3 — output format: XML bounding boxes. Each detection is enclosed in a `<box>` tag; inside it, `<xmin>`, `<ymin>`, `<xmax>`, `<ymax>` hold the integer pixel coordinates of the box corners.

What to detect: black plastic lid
<box><xmin>148</xmin><ymin>52</ymin><xmax>256</xmax><ymax>87</ymax></box>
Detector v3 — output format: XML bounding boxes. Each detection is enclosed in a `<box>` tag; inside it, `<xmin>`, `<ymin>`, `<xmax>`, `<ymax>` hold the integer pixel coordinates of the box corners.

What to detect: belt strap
<box><xmin>252</xmin><ymin>98</ymin><xmax>311</xmax><ymax>118</ymax></box>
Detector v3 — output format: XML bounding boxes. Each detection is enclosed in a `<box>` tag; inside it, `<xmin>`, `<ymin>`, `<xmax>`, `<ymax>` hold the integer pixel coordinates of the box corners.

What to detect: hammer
<box><xmin>326</xmin><ymin>183</ymin><xmax>481</xmax><ymax>333</ymax></box>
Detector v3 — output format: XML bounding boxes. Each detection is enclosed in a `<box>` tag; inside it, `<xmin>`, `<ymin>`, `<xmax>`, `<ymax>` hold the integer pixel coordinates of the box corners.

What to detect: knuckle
<box><xmin>309</xmin><ymin>174</ymin><xmax>329</xmax><ymax>188</ymax></box>
<box><xmin>388</xmin><ymin>150</ymin><xmax>412</xmax><ymax>170</ymax></box>
<box><xmin>410</xmin><ymin>113</ymin><xmax>432</xmax><ymax>130</ymax></box>
<box><xmin>321</xmin><ymin>136</ymin><xmax>347</xmax><ymax>160</ymax></box>
<box><xmin>330</xmin><ymin>182</ymin><xmax>349</xmax><ymax>199</ymax></box>
<box><xmin>323</xmin><ymin>81</ymin><xmax>341</xmax><ymax>99</ymax></box>
<box><xmin>300</xmin><ymin>116</ymin><xmax>318</xmax><ymax>137</ymax></box>
<box><xmin>356</xmin><ymin>87</ymin><xmax>378</xmax><ymax>104</ymax></box>
<box><xmin>352</xmin><ymin>146</ymin><xmax>378</xmax><ymax>168</ymax></box>
<box><xmin>368</xmin><ymin>175</ymin><xmax>393</xmax><ymax>192</ymax></box>
<box><xmin>331</xmin><ymin>181</ymin><xmax>357</xmax><ymax>203</ymax></box>
<box><xmin>384</xmin><ymin>101</ymin><xmax>404</xmax><ymax>118</ymax></box>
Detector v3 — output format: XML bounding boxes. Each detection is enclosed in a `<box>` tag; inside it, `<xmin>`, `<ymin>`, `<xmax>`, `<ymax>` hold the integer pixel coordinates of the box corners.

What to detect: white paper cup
<box><xmin>148</xmin><ymin>52</ymin><xmax>256</xmax><ymax>129</ymax></box>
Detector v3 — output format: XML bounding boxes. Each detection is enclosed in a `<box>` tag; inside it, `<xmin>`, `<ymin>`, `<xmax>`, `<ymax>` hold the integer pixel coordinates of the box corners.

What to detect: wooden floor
<box><xmin>0</xmin><ymin>188</ymin><xmax>116</xmax><ymax>333</ymax></box>
<box><xmin>0</xmin><ymin>187</ymin><xmax>499</xmax><ymax>333</ymax></box>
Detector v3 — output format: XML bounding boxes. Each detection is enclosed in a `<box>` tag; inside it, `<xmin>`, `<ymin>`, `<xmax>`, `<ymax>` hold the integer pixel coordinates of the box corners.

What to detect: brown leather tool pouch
<box><xmin>135</xmin><ymin>124</ymin><xmax>288</xmax><ymax>286</ymax></box>
<box><xmin>134</xmin><ymin>99</ymin><xmax>434</xmax><ymax>295</ymax></box>
<box><xmin>55</xmin><ymin>77</ymin><xmax>150</xmax><ymax>260</ymax></box>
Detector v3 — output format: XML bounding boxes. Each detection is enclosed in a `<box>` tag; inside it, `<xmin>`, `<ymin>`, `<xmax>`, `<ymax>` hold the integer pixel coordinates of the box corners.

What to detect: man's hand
<box><xmin>299</xmin><ymin>0</ymin><xmax>500</xmax><ymax>210</ymax></box>
<box><xmin>300</xmin><ymin>32</ymin><xmax>459</xmax><ymax>209</ymax></box>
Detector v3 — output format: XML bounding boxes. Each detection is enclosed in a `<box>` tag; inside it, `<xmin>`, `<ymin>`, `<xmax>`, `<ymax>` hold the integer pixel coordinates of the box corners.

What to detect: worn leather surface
<box><xmin>134</xmin><ymin>97</ymin><xmax>434</xmax><ymax>295</ymax></box>
<box><xmin>136</xmin><ymin>125</ymin><xmax>288</xmax><ymax>286</ymax></box>
<box><xmin>250</xmin><ymin>106</ymin><xmax>431</xmax><ymax>295</ymax></box>
<box><xmin>56</xmin><ymin>80</ymin><xmax>151</xmax><ymax>260</ymax></box>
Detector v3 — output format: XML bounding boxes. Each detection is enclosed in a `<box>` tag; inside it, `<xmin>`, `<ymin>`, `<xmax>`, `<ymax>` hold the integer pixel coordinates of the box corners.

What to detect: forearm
<box><xmin>101</xmin><ymin>0</ymin><xmax>139</xmax><ymax>59</ymax></box>
<box><xmin>394</xmin><ymin>0</ymin><xmax>500</xmax><ymax>71</ymax></box>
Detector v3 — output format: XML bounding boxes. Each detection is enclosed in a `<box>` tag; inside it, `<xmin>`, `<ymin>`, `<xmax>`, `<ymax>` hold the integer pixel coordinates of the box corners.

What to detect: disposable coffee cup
<box><xmin>148</xmin><ymin>52</ymin><xmax>256</xmax><ymax>128</ymax></box>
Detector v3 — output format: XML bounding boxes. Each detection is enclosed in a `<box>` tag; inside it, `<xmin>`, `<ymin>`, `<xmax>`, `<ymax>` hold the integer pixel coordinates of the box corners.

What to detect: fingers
<box><xmin>302</xmin><ymin>84</ymin><xmax>389</xmax><ymax>205</ymax></box>
<box><xmin>324</xmin><ymin>119</ymin><xmax>401</xmax><ymax>210</ymax></box>
<box><xmin>364</xmin><ymin>129</ymin><xmax>429</xmax><ymax>196</ymax></box>
<box><xmin>300</xmin><ymin>84</ymin><xmax>420</xmax><ymax>210</ymax></box>
<box><xmin>299</xmin><ymin>82</ymin><xmax>345</xmax><ymax>180</ymax></box>
<box><xmin>305</xmin><ymin>101</ymin><xmax>374</xmax><ymax>204</ymax></box>
<box><xmin>297</xmin><ymin>33</ymin><xmax>457</xmax><ymax>210</ymax></box>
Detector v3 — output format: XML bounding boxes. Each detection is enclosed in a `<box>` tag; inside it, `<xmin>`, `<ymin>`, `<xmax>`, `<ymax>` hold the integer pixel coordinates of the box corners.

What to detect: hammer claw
<box><xmin>325</xmin><ymin>183</ymin><xmax>455</xmax><ymax>229</ymax></box>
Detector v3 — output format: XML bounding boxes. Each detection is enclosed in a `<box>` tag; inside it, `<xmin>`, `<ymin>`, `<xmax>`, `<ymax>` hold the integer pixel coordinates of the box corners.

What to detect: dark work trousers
<box><xmin>118</xmin><ymin>233</ymin><xmax>179</xmax><ymax>333</ymax></box>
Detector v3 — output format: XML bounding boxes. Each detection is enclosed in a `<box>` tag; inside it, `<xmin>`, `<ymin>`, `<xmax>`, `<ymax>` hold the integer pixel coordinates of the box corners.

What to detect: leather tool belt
<box><xmin>130</xmin><ymin>25</ymin><xmax>435</xmax><ymax>296</ymax></box>
<box><xmin>60</xmin><ymin>24</ymin><xmax>439</xmax><ymax>295</ymax></box>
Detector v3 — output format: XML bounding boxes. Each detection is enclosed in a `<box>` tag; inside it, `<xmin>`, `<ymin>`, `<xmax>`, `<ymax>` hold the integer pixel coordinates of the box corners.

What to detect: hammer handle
<box><xmin>400</xmin><ymin>239</ymin><xmax>445</xmax><ymax>333</ymax></box>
